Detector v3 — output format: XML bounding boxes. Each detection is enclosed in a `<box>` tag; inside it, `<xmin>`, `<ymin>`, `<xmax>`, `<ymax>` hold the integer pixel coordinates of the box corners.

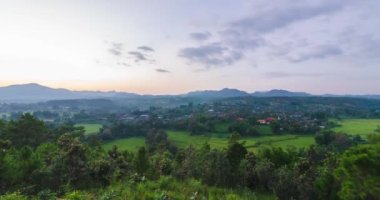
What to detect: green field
<box><xmin>103</xmin><ymin>137</ymin><xmax>146</xmax><ymax>151</ymax></box>
<box><xmin>256</xmin><ymin>125</ymin><xmax>274</xmax><ymax>135</ymax></box>
<box><xmin>102</xmin><ymin>130</ymin><xmax>315</xmax><ymax>152</ymax></box>
<box><xmin>75</xmin><ymin>123</ymin><xmax>102</xmax><ymax>135</ymax></box>
<box><xmin>167</xmin><ymin>131</ymin><xmax>229</xmax><ymax>149</ymax></box>
<box><xmin>332</xmin><ymin>119</ymin><xmax>380</xmax><ymax>136</ymax></box>
<box><xmin>214</xmin><ymin>122</ymin><xmax>231</xmax><ymax>133</ymax></box>
<box><xmin>168</xmin><ymin>130</ymin><xmax>314</xmax><ymax>150</ymax></box>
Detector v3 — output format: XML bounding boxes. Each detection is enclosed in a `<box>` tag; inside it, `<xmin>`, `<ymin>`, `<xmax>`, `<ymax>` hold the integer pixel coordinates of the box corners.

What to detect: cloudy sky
<box><xmin>0</xmin><ymin>0</ymin><xmax>379</xmax><ymax>94</ymax></box>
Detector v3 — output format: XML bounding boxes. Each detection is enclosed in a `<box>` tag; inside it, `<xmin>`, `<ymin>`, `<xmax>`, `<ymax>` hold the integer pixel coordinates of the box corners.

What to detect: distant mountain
<box><xmin>1</xmin><ymin>83</ymin><xmax>379</xmax><ymax>104</ymax></box>
<box><xmin>0</xmin><ymin>83</ymin><xmax>140</xmax><ymax>103</ymax></box>
<box><xmin>251</xmin><ymin>89</ymin><xmax>311</xmax><ymax>97</ymax></box>
<box><xmin>184</xmin><ymin>88</ymin><xmax>250</xmax><ymax>99</ymax></box>
<box><xmin>322</xmin><ymin>94</ymin><xmax>380</xmax><ymax>100</ymax></box>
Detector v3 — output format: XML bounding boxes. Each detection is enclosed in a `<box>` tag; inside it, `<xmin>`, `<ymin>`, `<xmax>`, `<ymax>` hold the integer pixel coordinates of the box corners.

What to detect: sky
<box><xmin>0</xmin><ymin>0</ymin><xmax>379</xmax><ymax>95</ymax></box>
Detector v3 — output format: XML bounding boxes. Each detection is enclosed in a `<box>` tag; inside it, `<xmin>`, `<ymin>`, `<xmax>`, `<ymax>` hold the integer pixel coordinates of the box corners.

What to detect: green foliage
<box><xmin>64</xmin><ymin>191</ymin><xmax>92</xmax><ymax>200</ymax></box>
<box><xmin>228</xmin><ymin>121</ymin><xmax>260</xmax><ymax>136</ymax></box>
<box><xmin>272</xmin><ymin>166</ymin><xmax>299</xmax><ymax>200</ymax></box>
<box><xmin>36</xmin><ymin>189</ymin><xmax>57</xmax><ymax>200</ymax></box>
<box><xmin>0</xmin><ymin>115</ymin><xmax>378</xmax><ymax>200</ymax></box>
<box><xmin>315</xmin><ymin>131</ymin><xmax>353</xmax><ymax>152</ymax></box>
<box><xmin>145</xmin><ymin>130</ymin><xmax>177</xmax><ymax>154</ymax></box>
<box><xmin>227</xmin><ymin>133</ymin><xmax>247</xmax><ymax>169</ymax></box>
<box><xmin>334</xmin><ymin>143</ymin><xmax>380</xmax><ymax>200</ymax></box>
<box><xmin>0</xmin><ymin>192</ymin><xmax>28</xmax><ymax>200</ymax></box>
<box><xmin>92</xmin><ymin>176</ymin><xmax>264</xmax><ymax>200</ymax></box>
<box><xmin>375</xmin><ymin>125</ymin><xmax>380</xmax><ymax>133</ymax></box>
<box><xmin>189</xmin><ymin>119</ymin><xmax>215</xmax><ymax>135</ymax></box>
<box><xmin>254</xmin><ymin>159</ymin><xmax>275</xmax><ymax>191</ymax></box>
<box><xmin>1</xmin><ymin>114</ymin><xmax>49</xmax><ymax>148</ymax></box>
<box><xmin>257</xmin><ymin>146</ymin><xmax>299</xmax><ymax>167</ymax></box>
<box><xmin>315</xmin><ymin>131</ymin><xmax>336</xmax><ymax>146</ymax></box>
<box><xmin>134</xmin><ymin>147</ymin><xmax>150</xmax><ymax>176</ymax></box>
<box><xmin>367</xmin><ymin>133</ymin><xmax>380</xmax><ymax>143</ymax></box>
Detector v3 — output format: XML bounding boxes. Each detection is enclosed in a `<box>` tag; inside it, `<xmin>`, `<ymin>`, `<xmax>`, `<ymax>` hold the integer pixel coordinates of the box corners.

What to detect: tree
<box><xmin>228</xmin><ymin>122</ymin><xmax>260</xmax><ymax>136</ymax></box>
<box><xmin>272</xmin><ymin>167</ymin><xmax>299</xmax><ymax>200</ymax></box>
<box><xmin>152</xmin><ymin>151</ymin><xmax>173</xmax><ymax>176</ymax></box>
<box><xmin>368</xmin><ymin>134</ymin><xmax>380</xmax><ymax>144</ymax></box>
<box><xmin>254</xmin><ymin>159</ymin><xmax>275</xmax><ymax>191</ymax></box>
<box><xmin>239</xmin><ymin>152</ymin><xmax>257</xmax><ymax>189</ymax></box>
<box><xmin>145</xmin><ymin>130</ymin><xmax>177</xmax><ymax>154</ymax></box>
<box><xmin>1</xmin><ymin>114</ymin><xmax>49</xmax><ymax>148</ymax></box>
<box><xmin>55</xmin><ymin>133</ymin><xmax>91</xmax><ymax>189</ymax></box>
<box><xmin>134</xmin><ymin>147</ymin><xmax>150</xmax><ymax>176</ymax></box>
<box><xmin>334</xmin><ymin>143</ymin><xmax>380</xmax><ymax>200</ymax></box>
<box><xmin>201</xmin><ymin>150</ymin><xmax>231</xmax><ymax>187</ymax></box>
<box><xmin>375</xmin><ymin>125</ymin><xmax>380</xmax><ymax>133</ymax></box>
<box><xmin>227</xmin><ymin>133</ymin><xmax>247</xmax><ymax>169</ymax></box>
<box><xmin>315</xmin><ymin>131</ymin><xmax>335</xmax><ymax>146</ymax></box>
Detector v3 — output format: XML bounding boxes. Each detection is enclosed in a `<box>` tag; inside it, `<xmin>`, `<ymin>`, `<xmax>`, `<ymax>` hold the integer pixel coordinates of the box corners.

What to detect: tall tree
<box><xmin>1</xmin><ymin>114</ymin><xmax>49</xmax><ymax>148</ymax></box>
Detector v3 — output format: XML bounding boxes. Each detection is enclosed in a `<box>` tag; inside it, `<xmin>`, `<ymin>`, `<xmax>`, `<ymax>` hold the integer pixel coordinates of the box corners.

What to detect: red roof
<box><xmin>265</xmin><ymin>117</ymin><xmax>275</xmax><ymax>122</ymax></box>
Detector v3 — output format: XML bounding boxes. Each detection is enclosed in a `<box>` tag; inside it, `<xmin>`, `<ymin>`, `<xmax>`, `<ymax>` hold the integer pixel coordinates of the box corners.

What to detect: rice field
<box><xmin>332</xmin><ymin>119</ymin><xmax>380</xmax><ymax>136</ymax></box>
<box><xmin>75</xmin><ymin>123</ymin><xmax>102</xmax><ymax>135</ymax></box>
<box><xmin>102</xmin><ymin>130</ymin><xmax>315</xmax><ymax>152</ymax></box>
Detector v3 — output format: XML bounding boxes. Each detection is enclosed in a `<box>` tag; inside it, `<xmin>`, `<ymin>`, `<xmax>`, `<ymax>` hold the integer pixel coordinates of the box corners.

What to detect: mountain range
<box><xmin>0</xmin><ymin>83</ymin><xmax>379</xmax><ymax>103</ymax></box>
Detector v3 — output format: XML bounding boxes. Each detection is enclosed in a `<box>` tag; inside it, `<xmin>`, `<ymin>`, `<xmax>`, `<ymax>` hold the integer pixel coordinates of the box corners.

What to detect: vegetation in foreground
<box><xmin>0</xmin><ymin>114</ymin><xmax>379</xmax><ymax>199</ymax></box>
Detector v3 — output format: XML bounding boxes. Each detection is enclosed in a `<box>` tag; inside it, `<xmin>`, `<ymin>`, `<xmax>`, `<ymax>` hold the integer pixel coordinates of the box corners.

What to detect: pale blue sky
<box><xmin>0</xmin><ymin>0</ymin><xmax>379</xmax><ymax>94</ymax></box>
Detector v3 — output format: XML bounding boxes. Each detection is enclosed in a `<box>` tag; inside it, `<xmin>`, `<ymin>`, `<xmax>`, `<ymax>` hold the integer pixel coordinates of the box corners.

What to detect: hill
<box><xmin>184</xmin><ymin>88</ymin><xmax>250</xmax><ymax>99</ymax></box>
<box><xmin>0</xmin><ymin>83</ymin><xmax>139</xmax><ymax>103</ymax></box>
<box><xmin>251</xmin><ymin>89</ymin><xmax>311</xmax><ymax>97</ymax></box>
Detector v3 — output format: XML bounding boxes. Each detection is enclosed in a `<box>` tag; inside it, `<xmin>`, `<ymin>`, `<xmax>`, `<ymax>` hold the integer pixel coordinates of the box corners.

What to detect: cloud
<box><xmin>230</xmin><ymin>0</ymin><xmax>345</xmax><ymax>34</ymax></box>
<box><xmin>108</xmin><ymin>42</ymin><xmax>124</xmax><ymax>56</ymax></box>
<box><xmin>128</xmin><ymin>51</ymin><xmax>148</xmax><ymax>62</ymax></box>
<box><xmin>286</xmin><ymin>45</ymin><xmax>343</xmax><ymax>62</ymax></box>
<box><xmin>178</xmin><ymin>0</ymin><xmax>350</xmax><ymax>68</ymax></box>
<box><xmin>111</xmin><ymin>42</ymin><xmax>123</xmax><ymax>50</ymax></box>
<box><xmin>189</xmin><ymin>31</ymin><xmax>212</xmax><ymax>41</ymax></box>
<box><xmin>108</xmin><ymin>49</ymin><xmax>122</xmax><ymax>56</ymax></box>
<box><xmin>179</xmin><ymin>42</ymin><xmax>242</xmax><ymax>67</ymax></box>
<box><xmin>138</xmin><ymin>46</ymin><xmax>155</xmax><ymax>52</ymax></box>
<box><xmin>117</xmin><ymin>62</ymin><xmax>130</xmax><ymax>67</ymax></box>
<box><xmin>219</xmin><ymin>30</ymin><xmax>265</xmax><ymax>51</ymax></box>
<box><xmin>265</xmin><ymin>72</ymin><xmax>323</xmax><ymax>78</ymax></box>
<box><xmin>156</xmin><ymin>68</ymin><xmax>170</xmax><ymax>73</ymax></box>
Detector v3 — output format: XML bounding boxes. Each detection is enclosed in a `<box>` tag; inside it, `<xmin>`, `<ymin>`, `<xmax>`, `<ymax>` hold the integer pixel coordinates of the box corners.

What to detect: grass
<box><xmin>101</xmin><ymin>130</ymin><xmax>315</xmax><ymax>152</ymax></box>
<box><xmin>97</xmin><ymin>176</ymin><xmax>275</xmax><ymax>200</ymax></box>
<box><xmin>75</xmin><ymin>123</ymin><xmax>102</xmax><ymax>135</ymax></box>
<box><xmin>332</xmin><ymin>119</ymin><xmax>380</xmax><ymax>136</ymax></box>
<box><xmin>167</xmin><ymin>130</ymin><xmax>314</xmax><ymax>151</ymax></box>
<box><xmin>214</xmin><ymin>122</ymin><xmax>231</xmax><ymax>133</ymax></box>
<box><xmin>167</xmin><ymin>130</ymin><xmax>229</xmax><ymax>149</ymax></box>
<box><xmin>257</xmin><ymin>125</ymin><xmax>274</xmax><ymax>135</ymax></box>
<box><xmin>103</xmin><ymin>137</ymin><xmax>146</xmax><ymax>151</ymax></box>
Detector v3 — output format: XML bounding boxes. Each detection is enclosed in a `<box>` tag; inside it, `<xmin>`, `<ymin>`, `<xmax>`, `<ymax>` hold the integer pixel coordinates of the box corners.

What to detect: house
<box><xmin>257</xmin><ymin>117</ymin><xmax>276</xmax><ymax>125</ymax></box>
<box><xmin>257</xmin><ymin>119</ymin><xmax>267</xmax><ymax>124</ymax></box>
<box><xmin>265</xmin><ymin>117</ymin><xmax>275</xmax><ymax>123</ymax></box>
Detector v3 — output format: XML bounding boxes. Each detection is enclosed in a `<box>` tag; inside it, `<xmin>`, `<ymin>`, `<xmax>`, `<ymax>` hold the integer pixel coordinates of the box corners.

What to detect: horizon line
<box><xmin>1</xmin><ymin>82</ymin><xmax>380</xmax><ymax>97</ymax></box>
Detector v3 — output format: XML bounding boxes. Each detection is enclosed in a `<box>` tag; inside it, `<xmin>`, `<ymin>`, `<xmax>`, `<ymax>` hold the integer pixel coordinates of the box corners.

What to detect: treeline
<box><xmin>0</xmin><ymin>114</ymin><xmax>379</xmax><ymax>199</ymax></box>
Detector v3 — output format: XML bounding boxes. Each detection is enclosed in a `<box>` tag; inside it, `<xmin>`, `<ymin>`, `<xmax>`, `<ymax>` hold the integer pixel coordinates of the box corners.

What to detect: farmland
<box><xmin>75</xmin><ymin>123</ymin><xmax>102</xmax><ymax>135</ymax></box>
<box><xmin>102</xmin><ymin>129</ymin><xmax>315</xmax><ymax>152</ymax></box>
<box><xmin>332</xmin><ymin>119</ymin><xmax>380</xmax><ymax>135</ymax></box>
<box><xmin>103</xmin><ymin>137</ymin><xmax>145</xmax><ymax>151</ymax></box>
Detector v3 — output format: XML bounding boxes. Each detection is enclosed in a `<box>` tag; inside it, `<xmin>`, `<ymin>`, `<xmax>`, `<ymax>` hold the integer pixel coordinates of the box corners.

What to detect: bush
<box><xmin>64</xmin><ymin>191</ymin><xmax>92</xmax><ymax>200</ymax></box>
<box><xmin>0</xmin><ymin>192</ymin><xmax>28</xmax><ymax>200</ymax></box>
